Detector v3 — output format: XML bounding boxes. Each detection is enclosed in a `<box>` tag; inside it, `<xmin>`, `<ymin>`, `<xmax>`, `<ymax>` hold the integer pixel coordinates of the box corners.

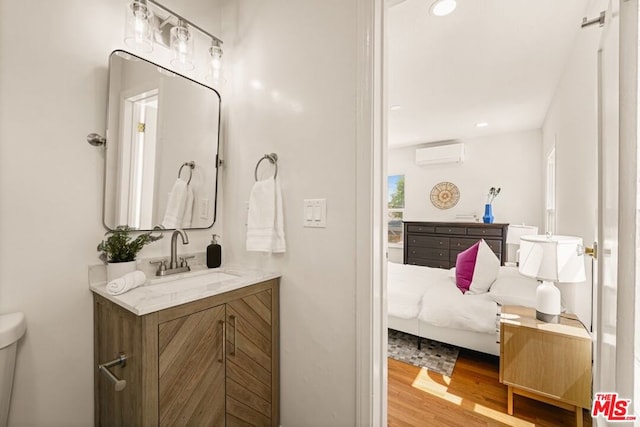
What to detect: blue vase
<box><xmin>483</xmin><ymin>204</ymin><xmax>494</xmax><ymax>224</ymax></box>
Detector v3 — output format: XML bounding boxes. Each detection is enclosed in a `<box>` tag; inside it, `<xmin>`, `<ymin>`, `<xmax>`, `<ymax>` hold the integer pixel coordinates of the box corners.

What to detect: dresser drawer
<box><xmin>406</xmin><ymin>247</ymin><xmax>448</xmax><ymax>260</ymax></box>
<box><xmin>450</xmin><ymin>237</ymin><xmax>502</xmax><ymax>253</ymax></box>
<box><xmin>406</xmin><ymin>225</ymin><xmax>436</xmax><ymax>234</ymax></box>
<box><xmin>451</xmin><ymin>250</ymin><xmax>502</xmax><ymax>263</ymax></box>
<box><xmin>406</xmin><ymin>235</ymin><xmax>450</xmax><ymax>249</ymax></box>
<box><xmin>450</xmin><ymin>237</ymin><xmax>479</xmax><ymax>250</ymax></box>
<box><xmin>467</xmin><ymin>227</ymin><xmax>503</xmax><ymax>237</ymax></box>
<box><xmin>407</xmin><ymin>258</ymin><xmax>451</xmax><ymax>269</ymax></box>
<box><xmin>435</xmin><ymin>226</ymin><xmax>466</xmax><ymax>235</ymax></box>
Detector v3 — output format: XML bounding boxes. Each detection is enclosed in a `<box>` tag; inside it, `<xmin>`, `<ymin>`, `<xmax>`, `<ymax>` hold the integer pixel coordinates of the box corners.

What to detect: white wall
<box><xmin>0</xmin><ymin>1</ymin><xmax>223</xmax><ymax>425</ymax></box>
<box><xmin>390</xmin><ymin>130</ymin><xmax>543</xmax><ymax>225</ymax></box>
<box><xmin>0</xmin><ymin>0</ymin><xmax>365</xmax><ymax>425</ymax></box>
<box><xmin>219</xmin><ymin>1</ymin><xmax>360</xmax><ymax>425</ymax></box>
<box><xmin>541</xmin><ymin>0</ymin><xmax>607</xmax><ymax>328</ymax></box>
<box><xmin>388</xmin><ymin>130</ymin><xmax>543</xmax><ymax>261</ymax></box>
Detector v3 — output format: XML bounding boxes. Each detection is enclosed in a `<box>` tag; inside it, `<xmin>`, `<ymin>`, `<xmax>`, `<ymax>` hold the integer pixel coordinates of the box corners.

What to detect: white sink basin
<box><xmin>146</xmin><ymin>269</ymin><xmax>240</xmax><ymax>293</ymax></box>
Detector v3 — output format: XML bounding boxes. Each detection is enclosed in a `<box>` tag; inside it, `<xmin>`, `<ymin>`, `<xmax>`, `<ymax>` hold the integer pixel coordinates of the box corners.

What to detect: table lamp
<box><xmin>518</xmin><ymin>235</ymin><xmax>586</xmax><ymax>323</ymax></box>
<box><xmin>506</xmin><ymin>225</ymin><xmax>539</xmax><ymax>264</ymax></box>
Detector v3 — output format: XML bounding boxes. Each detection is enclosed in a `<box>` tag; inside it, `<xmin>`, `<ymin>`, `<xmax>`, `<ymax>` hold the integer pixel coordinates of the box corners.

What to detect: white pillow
<box><xmin>488</xmin><ymin>266</ymin><xmax>540</xmax><ymax>306</ymax></box>
<box><xmin>467</xmin><ymin>239</ymin><xmax>500</xmax><ymax>295</ymax></box>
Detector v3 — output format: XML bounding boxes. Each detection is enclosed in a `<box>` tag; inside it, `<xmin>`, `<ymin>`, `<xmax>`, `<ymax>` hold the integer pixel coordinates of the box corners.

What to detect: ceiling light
<box><xmin>390</xmin><ymin>105</ymin><xmax>402</xmax><ymax>111</ymax></box>
<box><xmin>430</xmin><ymin>0</ymin><xmax>457</xmax><ymax>17</ymax></box>
<box><xmin>476</xmin><ymin>122</ymin><xmax>489</xmax><ymax>128</ymax></box>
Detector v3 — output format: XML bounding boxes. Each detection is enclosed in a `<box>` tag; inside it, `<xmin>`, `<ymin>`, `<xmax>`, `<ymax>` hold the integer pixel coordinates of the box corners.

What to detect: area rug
<box><xmin>387</xmin><ymin>329</ymin><xmax>459</xmax><ymax>377</ymax></box>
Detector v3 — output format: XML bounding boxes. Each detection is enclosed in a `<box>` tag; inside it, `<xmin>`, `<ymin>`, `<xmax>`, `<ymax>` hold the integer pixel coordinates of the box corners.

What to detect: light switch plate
<box><xmin>303</xmin><ymin>199</ymin><xmax>326</xmax><ymax>228</ymax></box>
<box><xmin>198</xmin><ymin>198</ymin><xmax>210</xmax><ymax>220</ymax></box>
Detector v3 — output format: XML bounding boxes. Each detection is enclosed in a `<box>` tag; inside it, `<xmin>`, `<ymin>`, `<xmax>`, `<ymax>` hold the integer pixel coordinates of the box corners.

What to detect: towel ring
<box><xmin>178</xmin><ymin>161</ymin><xmax>195</xmax><ymax>185</ymax></box>
<box><xmin>254</xmin><ymin>153</ymin><xmax>278</xmax><ymax>181</ymax></box>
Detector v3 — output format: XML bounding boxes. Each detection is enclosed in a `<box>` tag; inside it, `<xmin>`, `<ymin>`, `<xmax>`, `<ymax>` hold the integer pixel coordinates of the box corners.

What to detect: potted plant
<box><xmin>98</xmin><ymin>226</ymin><xmax>163</xmax><ymax>281</ymax></box>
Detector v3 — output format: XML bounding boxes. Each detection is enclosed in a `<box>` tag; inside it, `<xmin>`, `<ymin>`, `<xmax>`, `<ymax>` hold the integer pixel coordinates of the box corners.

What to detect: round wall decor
<box><xmin>430</xmin><ymin>181</ymin><xmax>460</xmax><ymax>209</ymax></box>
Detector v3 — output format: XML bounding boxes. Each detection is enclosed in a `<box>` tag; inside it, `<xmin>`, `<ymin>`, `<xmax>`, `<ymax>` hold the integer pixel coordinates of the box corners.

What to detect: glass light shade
<box><xmin>430</xmin><ymin>0</ymin><xmax>457</xmax><ymax>17</ymax></box>
<box><xmin>206</xmin><ymin>44</ymin><xmax>224</xmax><ymax>86</ymax></box>
<box><xmin>518</xmin><ymin>235</ymin><xmax>586</xmax><ymax>283</ymax></box>
<box><xmin>170</xmin><ymin>21</ymin><xmax>194</xmax><ymax>71</ymax></box>
<box><xmin>124</xmin><ymin>1</ymin><xmax>154</xmax><ymax>53</ymax></box>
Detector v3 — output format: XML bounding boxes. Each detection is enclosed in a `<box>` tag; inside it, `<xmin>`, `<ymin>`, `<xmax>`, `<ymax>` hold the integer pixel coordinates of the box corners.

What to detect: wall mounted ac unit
<box><xmin>415</xmin><ymin>143</ymin><xmax>465</xmax><ymax>166</ymax></box>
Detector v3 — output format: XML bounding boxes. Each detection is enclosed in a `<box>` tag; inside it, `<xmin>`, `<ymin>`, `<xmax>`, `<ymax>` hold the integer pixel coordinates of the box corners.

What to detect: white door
<box><xmin>594</xmin><ymin>0</ymin><xmax>640</xmax><ymax>424</ymax></box>
<box><xmin>594</xmin><ymin>0</ymin><xmax>619</xmax><ymax>411</ymax></box>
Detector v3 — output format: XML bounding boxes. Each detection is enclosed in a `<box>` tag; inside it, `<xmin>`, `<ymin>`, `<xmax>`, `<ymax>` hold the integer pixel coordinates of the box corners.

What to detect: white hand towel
<box><xmin>106</xmin><ymin>270</ymin><xmax>146</xmax><ymax>295</ymax></box>
<box><xmin>162</xmin><ymin>179</ymin><xmax>188</xmax><ymax>229</ymax></box>
<box><xmin>246</xmin><ymin>177</ymin><xmax>286</xmax><ymax>253</ymax></box>
<box><xmin>181</xmin><ymin>186</ymin><xmax>194</xmax><ymax>228</ymax></box>
<box><xmin>272</xmin><ymin>177</ymin><xmax>286</xmax><ymax>253</ymax></box>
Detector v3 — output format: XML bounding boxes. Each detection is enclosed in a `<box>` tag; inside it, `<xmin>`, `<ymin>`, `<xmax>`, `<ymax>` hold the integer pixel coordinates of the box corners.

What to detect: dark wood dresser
<box><xmin>403</xmin><ymin>221</ymin><xmax>509</xmax><ymax>268</ymax></box>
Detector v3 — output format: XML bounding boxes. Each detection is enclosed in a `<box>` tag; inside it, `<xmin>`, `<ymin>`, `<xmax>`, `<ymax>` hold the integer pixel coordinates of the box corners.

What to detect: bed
<box><xmin>387</xmin><ymin>261</ymin><xmax>541</xmax><ymax>356</ymax></box>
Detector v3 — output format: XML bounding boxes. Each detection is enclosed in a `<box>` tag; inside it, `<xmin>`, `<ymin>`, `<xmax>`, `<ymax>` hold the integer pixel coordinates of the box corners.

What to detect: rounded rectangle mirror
<box><xmin>103</xmin><ymin>50</ymin><xmax>221</xmax><ymax>231</ymax></box>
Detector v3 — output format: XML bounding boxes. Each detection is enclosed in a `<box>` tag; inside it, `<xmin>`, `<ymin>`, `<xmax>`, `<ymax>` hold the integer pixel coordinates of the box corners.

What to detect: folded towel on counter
<box><xmin>106</xmin><ymin>270</ymin><xmax>146</xmax><ymax>295</ymax></box>
<box><xmin>181</xmin><ymin>186</ymin><xmax>194</xmax><ymax>228</ymax></box>
<box><xmin>162</xmin><ymin>179</ymin><xmax>189</xmax><ymax>229</ymax></box>
<box><xmin>246</xmin><ymin>177</ymin><xmax>286</xmax><ymax>253</ymax></box>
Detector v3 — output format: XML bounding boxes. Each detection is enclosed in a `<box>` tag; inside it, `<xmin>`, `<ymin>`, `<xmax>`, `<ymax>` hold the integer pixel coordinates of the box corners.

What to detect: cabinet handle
<box><xmin>230</xmin><ymin>314</ymin><xmax>237</xmax><ymax>356</ymax></box>
<box><xmin>219</xmin><ymin>320</ymin><xmax>225</xmax><ymax>363</ymax></box>
<box><xmin>98</xmin><ymin>353</ymin><xmax>127</xmax><ymax>392</ymax></box>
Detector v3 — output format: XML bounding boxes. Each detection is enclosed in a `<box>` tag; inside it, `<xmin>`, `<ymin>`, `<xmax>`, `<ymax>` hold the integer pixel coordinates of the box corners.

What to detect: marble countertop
<box><xmin>89</xmin><ymin>259</ymin><xmax>281</xmax><ymax>316</ymax></box>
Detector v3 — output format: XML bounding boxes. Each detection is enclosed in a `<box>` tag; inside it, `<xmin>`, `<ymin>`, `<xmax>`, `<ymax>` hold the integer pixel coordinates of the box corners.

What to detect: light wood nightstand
<box><xmin>499</xmin><ymin>305</ymin><xmax>592</xmax><ymax>427</ymax></box>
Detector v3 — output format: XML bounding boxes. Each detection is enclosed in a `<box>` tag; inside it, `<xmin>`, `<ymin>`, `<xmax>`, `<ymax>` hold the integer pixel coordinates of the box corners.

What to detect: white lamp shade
<box><xmin>506</xmin><ymin>225</ymin><xmax>539</xmax><ymax>245</ymax></box>
<box><xmin>518</xmin><ymin>235</ymin><xmax>586</xmax><ymax>283</ymax></box>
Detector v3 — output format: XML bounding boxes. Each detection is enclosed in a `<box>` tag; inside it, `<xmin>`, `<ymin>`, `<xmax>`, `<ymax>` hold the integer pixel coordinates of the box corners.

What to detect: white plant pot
<box><xmin>106</xmin><ymin>261</ymin><xmax>137</xmax><ymax>282</ymax></box>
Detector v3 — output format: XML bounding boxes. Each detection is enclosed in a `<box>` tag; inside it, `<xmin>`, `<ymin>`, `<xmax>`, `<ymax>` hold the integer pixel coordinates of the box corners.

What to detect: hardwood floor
<box><xmin>388</xmin><ymin>349</ymin><xmax>592</xmax><ymax>427</ymax></box>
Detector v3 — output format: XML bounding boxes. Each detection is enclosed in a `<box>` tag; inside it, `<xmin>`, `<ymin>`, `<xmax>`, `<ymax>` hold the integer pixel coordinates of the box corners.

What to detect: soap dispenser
<box><xmin>207</xmin><ymin>234</ymin><xmax>222</xmax><ymax>268</ymax></box>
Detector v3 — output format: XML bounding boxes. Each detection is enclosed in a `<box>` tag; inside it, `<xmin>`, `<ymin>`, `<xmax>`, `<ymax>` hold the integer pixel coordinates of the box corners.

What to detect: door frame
<box><xmin>355</xmin><ymin>0</ymin><xmax>386</xmax><ymax>425</ymax></box>
<box><xmin>614</xmin><ymin>0</ymin><xmax>638</xmax><ymax>404</ymax></box>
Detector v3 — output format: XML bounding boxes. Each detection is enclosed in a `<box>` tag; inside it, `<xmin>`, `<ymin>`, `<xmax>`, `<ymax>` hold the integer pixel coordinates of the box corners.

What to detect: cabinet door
<box><xmin>94</xmin><ymin>298</ymin><xmax>143</xmax><ymax>427</ymax></box>
<box><xmin>158</xmin><ymin>305</ymin><xmax>226</xmax><ymax>426</ymax></box>
<box><xmin>226</xmin><ymin>289</ymin><xmax>274</xmax><ymax>426</ymax></box>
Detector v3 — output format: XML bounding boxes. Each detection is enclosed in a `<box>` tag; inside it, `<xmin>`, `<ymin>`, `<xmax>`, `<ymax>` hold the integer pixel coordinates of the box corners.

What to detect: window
<box><xmin>388</xmin><ymin>175</ymin><xmax>405</xmax><ymax>245</ymax></box>
<box><xmin>546</xmin><ymin>149</ymin><xmax>556</xmax><ymax>234</ymax></box>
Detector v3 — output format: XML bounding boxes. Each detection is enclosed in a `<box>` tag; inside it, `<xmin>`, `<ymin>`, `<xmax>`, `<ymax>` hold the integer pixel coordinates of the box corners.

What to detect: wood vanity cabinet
<box><xmin>93</xmin><ymin>279</ymin><xmax>279</xmax><ymax>427</ymax></box>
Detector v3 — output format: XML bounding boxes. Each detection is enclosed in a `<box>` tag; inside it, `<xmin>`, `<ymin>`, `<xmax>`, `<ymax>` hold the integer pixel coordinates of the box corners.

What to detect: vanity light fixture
<box><xmin>429</xmin><ymin>0</ymin><xmax>457</xmax><ymax>17</ymax></box>
<box><xmin>170</xmin><ymin>19</ymin><xmax>194</xmax><ymax>71</ymax></box>
<box><xmin>206</xmin><ymin>41</ymin><xmax>223</xmax><ymax>86</ymax></box>
<box><xmin>123</xmin><ymin>0</ymin><xmax>224</xmax><ymax>84</ymax></box>
<box><xmin>124</xmin><ymin>0</ymin><xmax>154</xmax><ymax>53</ymax></box>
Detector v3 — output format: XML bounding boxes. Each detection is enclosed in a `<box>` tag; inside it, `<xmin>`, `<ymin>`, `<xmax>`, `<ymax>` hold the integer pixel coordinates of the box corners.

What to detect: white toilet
<box><xmin>0</xmin><ymin>313</ymin><xmax>26</xmax><ymax>427</ymax></box>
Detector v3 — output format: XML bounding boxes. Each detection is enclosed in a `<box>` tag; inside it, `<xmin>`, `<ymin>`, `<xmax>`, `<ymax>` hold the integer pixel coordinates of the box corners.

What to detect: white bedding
<box><xmin>388</xmin><ymin>262</ymin><xmax>499</xmax><ymax>334</ymax></box>
<box><xmin>387</xmin><ymin>263</ymin><xmax>451</xmax><ymax>319</ymax></box>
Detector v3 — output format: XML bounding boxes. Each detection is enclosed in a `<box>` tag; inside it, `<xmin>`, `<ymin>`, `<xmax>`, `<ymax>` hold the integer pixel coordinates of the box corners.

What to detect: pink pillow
<box><xmin>455</xmin><ymin>239</ymin><xmax>501</xmax><ymax>294</ymax></box>
<box><xmin>455</xmin><ymin>241</ymin><xmax>480</xmax><ymax>293</ymax></box>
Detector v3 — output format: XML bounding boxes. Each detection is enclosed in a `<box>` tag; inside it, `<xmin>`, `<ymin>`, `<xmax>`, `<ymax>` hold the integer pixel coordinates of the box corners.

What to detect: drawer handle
<box><xmin>448</xmin><ymin>229</ymin><xmax>452</xmax><ymax>232</ymax></box>
<box><xmin>411</xmin><ymin>250</ymin><xmax>416</xmax><ymax>254</ymax></box>
<box><xmin>230</xmin><ymin>314</ymin><xmax>237</xmax><ymax>356</ymax></box>
<box><xmin>219</xmin><ymin>319</ymin><xmax>225</xmax><ymax>363</ymax></box>
<box><xmin>98</xmin><ymin>353</ymin><xmax>127</xmax><ymax>392</ymax></box>
<box><xmin>482</xmin><ymin>230</ymin><xmax>486</xmax><ymax>234</ymax></box>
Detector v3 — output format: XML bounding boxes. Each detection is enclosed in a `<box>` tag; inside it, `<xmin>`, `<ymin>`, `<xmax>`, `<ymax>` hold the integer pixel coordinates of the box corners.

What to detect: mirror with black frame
<box><xmin>103</xmin><ymin>50</ymin><xmax>221</xmax><ymax>231</ymax></box>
